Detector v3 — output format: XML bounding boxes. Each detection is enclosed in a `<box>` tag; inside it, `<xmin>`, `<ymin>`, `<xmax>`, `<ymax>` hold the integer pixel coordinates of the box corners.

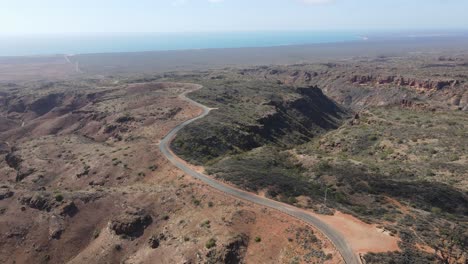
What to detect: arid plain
<box><xmin>0</xmin><ymin>39</ymin><xmax>467</xmax><ymax>263</ymax></box>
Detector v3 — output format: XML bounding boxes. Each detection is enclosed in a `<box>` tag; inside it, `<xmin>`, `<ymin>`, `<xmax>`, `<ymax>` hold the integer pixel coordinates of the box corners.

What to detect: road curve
<box><xmin>159</xmin><ymin>86</ymin><xmax>360</xmax><ymax>264</ymax></box>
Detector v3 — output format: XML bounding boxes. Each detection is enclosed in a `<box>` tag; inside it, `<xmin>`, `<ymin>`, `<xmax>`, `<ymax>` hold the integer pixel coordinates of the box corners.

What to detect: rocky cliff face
<box><xmin>172</xmin><ymin>84</ymin><xmax>349</xmax><ymax>164</ymax></box>
<box><xmin>233</xmin><ymin>58</ymin><xmax>468</xmax><ymax>111</ymax></box>
<box><xmin>350</xmin><ymin>74</ymin><xmax>459</xmax><ymax>91</ymax></box>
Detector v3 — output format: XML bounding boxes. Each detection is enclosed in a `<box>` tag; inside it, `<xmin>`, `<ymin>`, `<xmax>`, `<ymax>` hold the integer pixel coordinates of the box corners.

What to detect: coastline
<box><xmin>2</xmin><ymin>34</ymin><xmax>468</xmax><ymax>81</ymax></box>
<box><xmin>0</xmin><ymin>31</ymin><xmax>361</xmax><ymax>57</ymax></box>
<box><xmin>60</xmin><ymin>35</ymin><xmax>468</xmax><ymax>74</ymax></box>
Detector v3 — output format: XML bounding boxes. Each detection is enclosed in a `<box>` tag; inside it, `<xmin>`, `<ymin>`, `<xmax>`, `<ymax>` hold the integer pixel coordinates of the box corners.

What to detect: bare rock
<box><xmin>5</xmin><ymin>152</ymin><xmax>22</xmax><ymax>170</ymax></box>
<box><xmin>206</xmin><ymin>233</ymin><xmax>249</xmax><ymax>264</ymax></box>
<box><xmin>350</xmin><ymin>75</ymin><xmax>374</xmax><ymax>84</ymax></box>
<box><xmin>0</xmin><ymin>142</ymin><xmax>10</xmax><ymax>154</ymax></box>
<box><xmin>0</xmin><ymin>187</ymin><xmax>13</xmax><ymax>200</ymax></box>
<box><xmin>109</xmin><ymin>208</ymin><xmax>152</xmax><ymax>238</ymax></box>
<box><xmin>55</xmin><ymin>201</ymin><xmax>78</xmax><ymax>217</ymax></box>
<box><xmin>148</xmin><ymin>234</ymin><xmax>166</xmax><ymax>249</ymax></box>
<box><xmin>351</xmin><ymin>74</ymin><xmax>459</xmax><ymax>92</ymax></box>
<box><xmin>6</xmin><ymin>226</ymin><xmax>28</xmax><ymax>240</ymax></box>
<box><xmin>5</xmin><ymin>151</ymin><xmax>36</xmax><ymax>182</ymax></box>
<box><xmin>20</xmin><ymin>193</ymin><xmax>54</xmax><ymax>211</ymax></box>
<box><xmin>377</xmin><ymin>75</ymin><xmax>396</xmax><ymax>84</ymax></box>
<box><xmin>16</xmin><ymin>168</ymin><xmax>36</xmax><ymax>182</ymax></box>
<box><xmin>49</xmin><ymin>214</ymin><xmax>64</xmax><ymax>240</ymax></box>
<box><xmin>115</xmin><ymin>116</ymin><xmax>135</xmax><ymax>123</ymax></box>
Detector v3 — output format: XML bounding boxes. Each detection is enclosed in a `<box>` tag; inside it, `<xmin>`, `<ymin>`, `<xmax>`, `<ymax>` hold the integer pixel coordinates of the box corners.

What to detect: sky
<box><xmin>1</xmin><ymin>0</ymin><xmax>468</xmax><ymax>34</ymax></box>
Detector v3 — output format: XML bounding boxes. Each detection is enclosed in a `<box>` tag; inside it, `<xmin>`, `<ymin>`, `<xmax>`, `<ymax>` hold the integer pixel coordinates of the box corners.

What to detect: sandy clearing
<box><xmin>314</xmin><ymin>211</ymin><xmax>400</xmax><ymax>254</ymax></box>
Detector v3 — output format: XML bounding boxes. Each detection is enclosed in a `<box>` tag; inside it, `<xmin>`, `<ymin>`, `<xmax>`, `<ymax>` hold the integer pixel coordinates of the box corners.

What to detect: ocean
<box><xmin>0</xmin><ymin>31</ymin><xmax>360</xmax><ymax>57</ymax></box>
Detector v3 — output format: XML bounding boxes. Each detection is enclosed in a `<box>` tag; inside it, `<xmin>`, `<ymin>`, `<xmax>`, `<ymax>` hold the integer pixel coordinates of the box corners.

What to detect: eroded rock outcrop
<box><xmin>206</xmin><ymin>233</ymin><xmax>249</xmax><ymax>264</ymax></box>
<box><xmin>20</xmin><ymin>193</ymin><xmax>54</xmax><ymax>211</ymax></box>
<box><xmin>55</xmin><ymin>201</ymin><xmax>78</xmax><ymax>217</ymax></box>
<box><xmin>350</xmin><ymin>75</ymin><xmax>459</xmax><ymax>91</ymax></box>
<box><xmin>0</xmin><ymin>187</ymin><xmax>13</xmax><ymax>200</ymax></box>
<box><xmin>5</xmin><ymin>152</ymin><xmax>22</xmax><ymax>170</ymax></box>
<box><xmin>350</xmin><ymin>75</ymin><xmax>374</xmax><ymax>84</ymax></box>
<box><xmin>148</xmin><ymin>233</ymin><xmax>166</xmax><ymax>249</ymax></box>
<box><xmin>0</xmin><ymin>143</ymin><xmax>10</xmax><ymax>155</ymax></box>
<box><xmin>109</xmin><ymin>208</ymin><xmax>152</xmax><ymax>238</ymax></box>
<box><xmin>5</xmin><ymin>152</ymin><xmax>36</xmax><ymax>182</ymax></box>
<box><xmin>49</xmin><ymin>214</ymin><xmax>64</xmax><ymax>240</ymax></box>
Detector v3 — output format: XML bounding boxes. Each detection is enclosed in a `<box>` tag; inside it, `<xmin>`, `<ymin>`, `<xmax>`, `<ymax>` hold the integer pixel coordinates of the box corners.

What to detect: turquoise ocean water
<box><xmin>0</xmin><ymin>31</ymin><xmax>359</xmax><ymax>57</ymax></box>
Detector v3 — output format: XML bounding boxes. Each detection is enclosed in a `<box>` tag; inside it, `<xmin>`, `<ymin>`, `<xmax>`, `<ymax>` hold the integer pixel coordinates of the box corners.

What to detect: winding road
<box><xmin>159</xmin><ymin>86</ymin><xmax>360</xmax><ymax>264</ymax></box>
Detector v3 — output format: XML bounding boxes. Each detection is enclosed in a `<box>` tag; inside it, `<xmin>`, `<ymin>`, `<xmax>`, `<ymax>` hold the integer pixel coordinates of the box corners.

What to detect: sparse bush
<box><xmin>431</xmin><ymin>207</ymin><xmax>442</xmax><ymax>214</ymax></box>
<box><xmin>114</xmin><ymin>244</ymin><xmax>122</xmax><ymax>251</ymax></box>
<box><xmin>93</xmin><ymin>230</ymin><xmax>100</xmax><ymax>239</ymax></box>
<box><xmin>205</xmin><ymin>238</ymin><xmax>216</xmax><ymax>249</ymax></box>
<box><xmin>316</xmin><ymin>160</ymin><xmax>331</xmax><ymax>172</ymax></box>
<box><xmin>54</xmin><ymin>194</ymin><xmax>64</xmax><ymax>202</ymax></box>
<box><xmin>200</xmin><ymin>220</ymin><xmax>211</xmax><ymax>228</ymax></box>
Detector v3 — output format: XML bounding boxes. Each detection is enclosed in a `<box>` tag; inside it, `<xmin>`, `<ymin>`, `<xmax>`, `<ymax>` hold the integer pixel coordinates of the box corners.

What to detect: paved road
<box><xmin>159</xmin><ymin>86</ymin><xmax>360</xmax><ymax>264</ymax></box>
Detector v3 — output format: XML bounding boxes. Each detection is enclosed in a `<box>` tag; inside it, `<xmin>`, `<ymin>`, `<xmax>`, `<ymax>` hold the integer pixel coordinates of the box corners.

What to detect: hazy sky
<box><xmin>1</xmin><ymin>0</ymin><xmax>468</xmax><ymax>34</ymax></box>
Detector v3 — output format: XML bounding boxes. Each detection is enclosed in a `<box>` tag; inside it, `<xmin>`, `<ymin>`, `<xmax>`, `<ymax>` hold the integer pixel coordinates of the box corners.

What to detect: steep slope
<box><xmin>172</xmin><ymin>79</ymin><xmax>348</xmax><ymax>164</ymax></box>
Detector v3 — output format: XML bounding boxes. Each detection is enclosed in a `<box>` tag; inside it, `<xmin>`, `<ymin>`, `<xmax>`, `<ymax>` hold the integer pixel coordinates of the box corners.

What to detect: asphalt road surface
<box><xmin>159</xmin><ymin>86</ymin><xmax>360</xmax><ymax>264</ymax></box>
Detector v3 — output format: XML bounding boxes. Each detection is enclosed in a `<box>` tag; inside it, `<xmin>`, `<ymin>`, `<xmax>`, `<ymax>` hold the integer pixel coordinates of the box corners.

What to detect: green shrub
<box><xmin>200</xmin><ymin>220</ymin><xmax>211</xmax><ymax>228</ymax></box>
<box><xmin>431</xmin><ymin>207</ymin><xmax>442</xmax><ymax>214</ymax></box>
<box><xmin>54</xmin><ymin>194</ymin><xmax>64</xmax><ymax>202</ymax></box>
<box><xmin>316</xmin><ymin>160</ymin><xmax>331</xmax><ymax>172</ymax></box>
<box><xmin>205</xmin><ymin>238</ymin><xmax>217</xmax><ymax>249</ymax></box>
